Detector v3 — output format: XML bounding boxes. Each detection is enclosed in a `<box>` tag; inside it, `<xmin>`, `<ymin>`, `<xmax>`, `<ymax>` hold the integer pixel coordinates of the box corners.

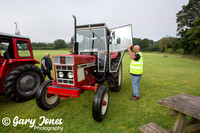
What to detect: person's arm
<box><xmin>127</xmin><ymin>45</ymin><xmax>136</xmax><ymax>60</ymax></box>
<box><xmin>42</xmin><ymin>59</ymin><xmax>47</xmax><ymax>70</ymax></box>
<box><xmin>43</xmin><ymin>63</ymin><xmax>47</xmax><ymax>70</ymax></box>
<box><xmin>128</xmin><ymin>49</ymin><xmax>136</xmax><ymax>60</ymax></box>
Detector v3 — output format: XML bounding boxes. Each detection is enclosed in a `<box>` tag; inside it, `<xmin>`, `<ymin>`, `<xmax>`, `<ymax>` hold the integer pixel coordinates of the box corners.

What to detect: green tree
<box><xmin>31</xmin><ymin>42</ymin><xmax>39</xmax><ymax>47</ymax></box>
<box><xmin>47</xmin><ymin>43</ymin><xmax>54</xmax><ymax>47</ymax></box>
<box><xmin>156</xmin><ymin>36</ymin><xmax>175</xmax><ymax>52</ymax></box>
<box><xmin>38</xmin><ymin>42</ymin><xmax>47</xmax><ymax>47</ymax></box>
<box><xmin>67</xmin><ymin>42</ymin><xmax>72</xmax><ymax>49</ymax></box>
<box><xmin>171</xmin><ymin>38</ymin><xmax>183</xmax><ymax>52</ymax></box>
<box><xmin>133</xmin><ymin>38</ymin><xmax>143</xmax><ymax>46</ymax></box>
<box><xmin>149</xmin><ymin>44</ymin><xmax>161</xmax><ymax>52</ymax></box>
<box><xmin>31</xmin><ymin>42</ymin><xmax>47</xmax><ymax>47</ymax></box>
<box><xmin>176</xmin><ymin>0</ymin><xmax>200</xmax><ymax>54</ymax></box>
<box><xmin>141</xmin><ymin>38</ymin><xmax>154</xmax><ymax>50</ymax></box>
<box><xmin>186</xmin><ymin>15</ymin><xmax>200</xmax><ymax>55</ymax></box>
<box><xmin>133</xmin><ymin>38</ymin><xmax>154</xmax><ymax>51</ymax></box>
<box><xmin>53</xmin><ymin>39</ymin><xmax>67</xmax><ymax>49</ymax></box>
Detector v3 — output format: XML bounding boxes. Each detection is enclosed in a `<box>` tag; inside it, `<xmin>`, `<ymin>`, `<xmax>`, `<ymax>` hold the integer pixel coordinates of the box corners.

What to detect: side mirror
<box><xmin>117</xmin><ymin>37</ymin><xmax>121</xmax><ymax>44</ymax></box>
<box><xmin>111</xmin><ymin>31</ymin><xmax>115</xmax><ymax>40</ymax></box>
<box><xmin>71</xmin><ymin>36</ymin><xmax>75</xmax><ymax>45</ymax></box>
<box><xmin>71</xmin><ymin>36</ymin><xmax>79</xmax><ymax>54</ymax></box>
<box><xmin>73</xmin><ymin>42</ymin><xmax>79</xmax><ymax>54</ymax></box>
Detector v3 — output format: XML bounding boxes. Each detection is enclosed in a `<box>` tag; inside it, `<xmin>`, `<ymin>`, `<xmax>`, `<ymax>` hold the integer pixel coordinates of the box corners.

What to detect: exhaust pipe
<box><xmin>72</xmin><ymin>15</ymin><xmax>78</xmax><ymax>54</ymax></box>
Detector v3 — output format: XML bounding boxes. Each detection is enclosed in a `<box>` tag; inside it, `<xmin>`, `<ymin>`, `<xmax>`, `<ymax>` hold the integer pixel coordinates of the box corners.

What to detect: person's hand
<box><xmin>45</xmin><ymin>68</ymin><xmax>47</xmax><ymax>70</ymax></box>
<box><xmin>126</xmin><ymin>45</ymin><xmax>132</xmax><ymax>50</ymax></box>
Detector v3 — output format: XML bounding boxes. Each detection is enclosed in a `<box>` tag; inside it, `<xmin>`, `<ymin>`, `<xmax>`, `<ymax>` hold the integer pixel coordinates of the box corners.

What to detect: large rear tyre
<box><xmin>107</xmin><ymin>60</ymin><xmax>122</xmax><ymax>92</ymax></box>
<box><xmin>92</xmin><ymin>85</ymin><xmax>109</xmax><ymax>122</ymax></box>
<box><xmin>3</xmin><ymin>64</ymin><xmax>44</xmax><ymax>102</ymax></box>
<box><xmin>36</xmin><ymin>80</ymin><xmax>60</xmax><ymax>110</ymax></box>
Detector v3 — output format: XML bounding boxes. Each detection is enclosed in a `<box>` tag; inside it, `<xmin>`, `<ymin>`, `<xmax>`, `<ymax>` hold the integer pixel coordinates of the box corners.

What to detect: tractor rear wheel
<box><xmin>107</xmin><ymin>57</ymin><xmax>122</xmax><ymax>92</ymax></box>
<box><xmin>36</xmin><ymin>80</ymin><xmax>60</xmax><ymax>110</ymax></box>
<box><xmin>92</xmin><ymin>85</ymin><xmax>109</xmax><ymax>122</ymax></box>
<box><xmin>3</xmin><ymin>64</ymin><xmax>44</xmax><ymax>102</ymax></box>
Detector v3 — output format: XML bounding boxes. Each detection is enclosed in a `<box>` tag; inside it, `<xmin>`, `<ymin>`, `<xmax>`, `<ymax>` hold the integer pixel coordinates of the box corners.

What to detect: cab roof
<box><xmin>76</xmin><ymin>23</ymin><xmax>109</xmax><ymax>29</ymax></box>
<box><xmin>0</xmin><ymin>32</ymin><xmax>29</xmax><ymax>40</ymax></box>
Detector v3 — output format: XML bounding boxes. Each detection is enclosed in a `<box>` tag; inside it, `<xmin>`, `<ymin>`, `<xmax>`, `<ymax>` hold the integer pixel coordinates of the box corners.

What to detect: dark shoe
<box><xmin>129</xmin><ymin>96</ymin><xmax>139</xmax><ymax>101</ymax></box>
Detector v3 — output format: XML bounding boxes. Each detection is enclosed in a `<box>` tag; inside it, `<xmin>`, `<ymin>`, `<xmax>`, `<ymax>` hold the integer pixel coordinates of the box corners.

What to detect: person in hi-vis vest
<box><xmin>126</xmin><ymin>45</ymin><xmax>143</xmax><ymax>100</ymax></box>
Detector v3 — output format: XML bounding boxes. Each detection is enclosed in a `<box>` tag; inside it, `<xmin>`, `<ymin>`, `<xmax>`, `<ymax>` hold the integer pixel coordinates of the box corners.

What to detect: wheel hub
<box><xmin>45</xmin><ymin>91</ymin><xmax>58</xmax><ymax>105</ymax></box>
<box><xmin>101</xmin><ymin>92</ymin><xmax>109</xmax><ymax>115</ymax></box>
<box><xmin>17</xmin><ymin>71</ymin><xmax>41</xmax><ymax>95</ymax></box>
<box><xmin>102</xmin><ymin>101</ymin><xmax>107</xmax><ymax>106</ymax></box>
<box><xmin>26</xmin><ymin>79</ymin><xmax>35</xmax><ymax>88</ymax></box>
<box><xmin>19</xmin><ymin>75</ymin><xmax>35</xmax><ymax>92</ymax></box>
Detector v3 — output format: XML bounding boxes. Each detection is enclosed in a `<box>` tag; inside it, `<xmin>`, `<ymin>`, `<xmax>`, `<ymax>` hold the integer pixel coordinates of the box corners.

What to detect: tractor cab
<box><xmin>0</xmin><ymin>32</ymin><xmax>44</xmax><ymax>101</ymax></box>
<box><xmin>75</xmin><ymin>23</ymin><xmax>133</xmax><ymax>74</ymax></box>
<box><xmin>76</xmin><ymin>23</ymin><xmax>109</xmax><ymax>72</ymax></box>
<box><xmin>0</xmin><ymin>32</ymin><xmax>34</xmax><ymax>61</ymax></box>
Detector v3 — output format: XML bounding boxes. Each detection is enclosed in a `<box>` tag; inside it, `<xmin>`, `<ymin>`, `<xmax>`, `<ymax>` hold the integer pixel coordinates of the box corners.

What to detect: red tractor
<box><xmin>36</xmin><ymin>16</ymin><xmax>133</xmax><ymax>122</ymax></box>
<box><xmin>0</xmin><ymin>32</ymin><xmax>44</xmax><ymax>102</ymax></box>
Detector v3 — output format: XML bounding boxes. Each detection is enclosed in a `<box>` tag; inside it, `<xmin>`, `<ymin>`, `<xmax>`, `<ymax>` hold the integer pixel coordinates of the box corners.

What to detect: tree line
<box><xmin>133</xmin><ymin>36</ymin><xmax>184</xmax><ymax>54</ymax></box>
<box><xmin>0</xmin><ymin>39</ymin><xmax>72</xmax><ymax>50</ymax></box>
<box><xmin>31</xmin><ymin>39</ymin><xmax>72</xmax><ymax>50</ymax></box>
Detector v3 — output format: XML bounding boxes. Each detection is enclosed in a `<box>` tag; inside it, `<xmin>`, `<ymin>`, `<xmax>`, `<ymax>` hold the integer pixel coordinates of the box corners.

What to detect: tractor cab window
<box><xmin>110</xmin><ymin>25</ymin><xmax>133</xmax><ymax>52</ymax></box>
<box><xmin>0</xmin><ymin>42</ymin><xmax>9</xmax><ymax>54</ymax></box>
<box><xmin>16</xmin><ymin>40</ymin><xmax>31</xmax><ymax>57</ymax></box>
<box><xmin>1</xmin><ymin>41</ymin><xmax>15</xmax><ymax>59</ymax></box>
<box><xmin>77</xmin><ymin>28</ymin><xmax>106</xmax><ymax>52</ymax></box>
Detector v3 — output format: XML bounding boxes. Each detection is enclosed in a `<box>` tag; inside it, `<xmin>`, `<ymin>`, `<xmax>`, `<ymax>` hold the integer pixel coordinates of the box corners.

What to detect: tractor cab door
<box><xmin>109</xmin><ymin>24</ymin><xmax>133</xmax><ymax>72</ymax></box>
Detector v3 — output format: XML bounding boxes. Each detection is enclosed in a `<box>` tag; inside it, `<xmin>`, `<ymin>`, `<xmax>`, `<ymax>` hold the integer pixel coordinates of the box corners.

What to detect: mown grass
<box><xmin>0</xmin><ymin>50</ymin><xmax>200</xmax><ymax>133</ymax></box>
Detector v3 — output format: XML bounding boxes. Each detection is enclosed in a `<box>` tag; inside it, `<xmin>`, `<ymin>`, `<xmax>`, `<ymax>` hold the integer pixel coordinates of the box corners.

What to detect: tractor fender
<box><xmin>36</xmin><ymin>80</ymin><xmax>52</xmax><ymax>99</ymax></box>
<box><xmin>8</xmin><ymin>59</ymin><xmax>40</xmax><ymax>65</ymax></box>
<box><xmin>111</xmin><ymin>52</ymin><xmax>119</xmax><ymax>59</ymax></box>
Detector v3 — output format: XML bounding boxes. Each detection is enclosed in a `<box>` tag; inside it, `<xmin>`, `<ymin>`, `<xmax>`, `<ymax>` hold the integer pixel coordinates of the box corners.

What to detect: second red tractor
<box><xmin>0</xmin><ymin>32</ymin><xmax>44</xmax><ymax>102</ymax></box>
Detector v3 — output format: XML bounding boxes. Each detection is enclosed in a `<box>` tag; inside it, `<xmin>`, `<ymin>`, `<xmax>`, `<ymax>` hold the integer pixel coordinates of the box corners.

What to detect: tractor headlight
<box><xmin>67</xmin><ymin>72</ymin><xmax>73</xmax><ymax>79</ymax></box>
<box><xmin>58</xmin><ymin>71</ymin><xmax>64</xmax><ymax>78</ymax></box>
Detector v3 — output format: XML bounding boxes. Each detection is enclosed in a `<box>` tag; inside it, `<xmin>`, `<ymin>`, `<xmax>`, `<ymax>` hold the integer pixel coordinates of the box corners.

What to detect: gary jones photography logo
<box><xmin>1</xmin><ymin>116</ymin><xmax>64</xmax><ymax>131</ymax></box>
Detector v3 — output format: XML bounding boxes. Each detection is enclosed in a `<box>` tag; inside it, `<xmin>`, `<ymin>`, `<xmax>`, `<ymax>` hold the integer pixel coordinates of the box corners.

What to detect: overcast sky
<box><xmin>0</xmin><ymin>0</ymin><xmax>188</xmax><ymax>43</ymax></box>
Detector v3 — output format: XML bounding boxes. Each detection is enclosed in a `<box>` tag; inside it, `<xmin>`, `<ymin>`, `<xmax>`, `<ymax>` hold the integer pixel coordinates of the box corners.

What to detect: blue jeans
<box><xmin>132</xmin><ymin>75</ymin><xmax>142</xmax><ymax>97</ymax></box>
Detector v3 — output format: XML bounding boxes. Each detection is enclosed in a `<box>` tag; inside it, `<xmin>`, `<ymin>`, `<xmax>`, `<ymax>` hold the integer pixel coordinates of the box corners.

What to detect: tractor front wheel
<box><xmin>36</xmin><ymin>80</ymin><xmax>60</xmax><ymax>110</ymax></box>
<box><xmin>3</xmin><ymin>64</ymin><xmax>44</xmax><ymax>102</ymax></box>
<box><xmin>92</xmin><ymin>85</ymin><xmax>109</xmax><ymax>122</ymax></box>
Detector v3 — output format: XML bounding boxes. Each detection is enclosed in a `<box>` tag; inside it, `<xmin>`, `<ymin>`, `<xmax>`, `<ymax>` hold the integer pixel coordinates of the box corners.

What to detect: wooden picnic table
<box><xmin>157</xmin><ymin>93</ymin><xmax>200</xmax><ymax>133</ymax></box>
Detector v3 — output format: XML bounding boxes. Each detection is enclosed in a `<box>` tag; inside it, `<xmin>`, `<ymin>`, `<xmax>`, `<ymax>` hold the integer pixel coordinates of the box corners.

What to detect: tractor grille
<box><xmin>53</xmin><ymin>56</ymin><xmax>60</xmax><ymax>64</ymax></box>
<box><xmin>55</xmin><ymin>66</ymin><xmax>74</xmax><ymax>85</ymax></box>
<box><xmin>53</xmin><ymin>56</ymin><xmax>74</xmax><ymax>65</ymax></box>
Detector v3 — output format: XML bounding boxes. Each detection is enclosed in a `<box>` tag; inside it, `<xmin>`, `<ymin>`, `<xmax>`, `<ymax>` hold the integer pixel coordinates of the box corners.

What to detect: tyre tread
<box><xmin>3</xmin><ymin>64</ymin><xmax>44</xmax><ymax>102</ymax></box>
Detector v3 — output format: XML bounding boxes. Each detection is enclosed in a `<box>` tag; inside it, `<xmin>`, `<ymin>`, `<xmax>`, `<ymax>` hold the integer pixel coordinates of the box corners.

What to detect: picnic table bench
<box><xmin>139</xmin><ymin>122</ymin><xmax>170</xmax><ymax>133</ymax></box>
<box><xmin>139</xmin><ymin>93</ymin><xmax>200</xmax><ymax>133</ymax></box>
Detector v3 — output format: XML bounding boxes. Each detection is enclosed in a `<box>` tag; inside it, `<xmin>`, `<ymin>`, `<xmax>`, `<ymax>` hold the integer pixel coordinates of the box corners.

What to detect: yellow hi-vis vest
<box><xmin>130</xmin><ymin>52</ymin><xmax>143</xmax><ymax>75</ymax></box>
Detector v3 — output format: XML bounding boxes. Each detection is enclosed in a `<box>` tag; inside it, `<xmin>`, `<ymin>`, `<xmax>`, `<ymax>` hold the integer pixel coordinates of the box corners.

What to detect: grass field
<box><xmin>0</xmin><ymin>50</ymin><xmax>200</xmax><ymax>133</ymax></box>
